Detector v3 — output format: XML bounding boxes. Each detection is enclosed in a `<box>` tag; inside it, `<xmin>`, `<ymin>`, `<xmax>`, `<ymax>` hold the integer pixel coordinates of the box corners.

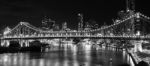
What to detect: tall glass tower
<box><xmin>78</xmin><ymin>13</ymin><xmax>83</xmax><ymax>30</ymax></box>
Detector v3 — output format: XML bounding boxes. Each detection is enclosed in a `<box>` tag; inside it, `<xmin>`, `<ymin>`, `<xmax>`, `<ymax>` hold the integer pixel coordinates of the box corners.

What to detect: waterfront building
<box><xmin>84</xmin><ymin>22</ymin><xmax>91</xmax><ymax>30</ymax></box>
<box><xmin>62</xmin><ymin>22</ymin><xmax>67</xmax><ymax>30</ymax></box>
<box><xmin>53</xmin><ymin>24</ymin><xmax>60</xmax><ymax>31</ymax></box>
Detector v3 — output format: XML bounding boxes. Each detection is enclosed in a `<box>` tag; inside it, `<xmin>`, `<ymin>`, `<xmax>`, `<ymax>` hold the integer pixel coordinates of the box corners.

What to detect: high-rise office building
<box><xmin>42</xmin><ymin>17</ymin><xmax>55</xmax><ymax>30</ymax></box>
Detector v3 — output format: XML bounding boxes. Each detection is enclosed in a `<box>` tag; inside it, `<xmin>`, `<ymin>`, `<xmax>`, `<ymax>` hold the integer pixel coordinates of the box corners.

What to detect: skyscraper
<box><xmin>42</xmin><ymin>17</ymin><xmax>55</xmax><ymax>30</ymax></box>
<box><xmin>78</xmin><ymin>13</ymin><xmax>83</xmax><ymax>30</ymax></box>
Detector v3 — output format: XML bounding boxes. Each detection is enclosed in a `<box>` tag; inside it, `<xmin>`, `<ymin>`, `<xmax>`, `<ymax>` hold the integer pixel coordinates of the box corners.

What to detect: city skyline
<box><xmin>1</xmin><ymin>1</ymin><xmax>150</xmax><ymax>66</ymax></box>
<box><xmin>0</xmin><ymin>0</ymin><xmax>149</xmax><ymax>29</ymax></box>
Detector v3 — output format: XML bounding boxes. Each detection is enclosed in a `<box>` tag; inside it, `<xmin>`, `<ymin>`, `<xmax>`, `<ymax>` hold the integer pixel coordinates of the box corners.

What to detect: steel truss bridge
<box><xmin>2</xmin><ymin>12</ymin><xmax>150</xmax><ymax>40</ymax></box>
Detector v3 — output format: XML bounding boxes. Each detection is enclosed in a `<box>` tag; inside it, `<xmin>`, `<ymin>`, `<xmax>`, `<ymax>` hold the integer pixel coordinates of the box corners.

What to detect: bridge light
<box><xmin>136</xmin><ymin>31</ymin><xmax>140</xmax><ymax>36</ymax></box>
<box><xmin>136</xmin><ymin>13</ymin><xmax>140</xmax><ymax>18</ymax></box>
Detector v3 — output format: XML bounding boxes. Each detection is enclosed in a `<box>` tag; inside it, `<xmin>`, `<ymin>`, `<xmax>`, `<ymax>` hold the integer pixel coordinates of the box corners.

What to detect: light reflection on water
<box><xmin>0</xmin><ymin>44</ymin><xmax>131</xmax><ymax>66</ymax></box>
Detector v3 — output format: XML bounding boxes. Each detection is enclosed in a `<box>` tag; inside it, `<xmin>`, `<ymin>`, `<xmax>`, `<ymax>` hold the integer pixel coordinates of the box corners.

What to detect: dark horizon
<box><xmin>0</xmin><ymin>0</ymin><xmax>150</xmax><ymax>30</ymax></box>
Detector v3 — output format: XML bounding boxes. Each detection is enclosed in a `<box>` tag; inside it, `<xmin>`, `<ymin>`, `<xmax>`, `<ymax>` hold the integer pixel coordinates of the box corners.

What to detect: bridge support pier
<box><xmin>19</xmin><ymin>40</ymin><xmax>30</xmax><ymax>47</ymax></box>
<box><xmin>1</xmin><ymin>40</ymin><xmax>10</xmax><ymax>47</ymax></box>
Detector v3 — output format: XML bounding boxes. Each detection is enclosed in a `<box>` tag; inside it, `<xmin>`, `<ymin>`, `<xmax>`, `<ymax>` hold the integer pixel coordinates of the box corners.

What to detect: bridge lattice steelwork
<box><xmin>2</xmin><ymin>12</ymin><xmax>150</xmax><ymax>40</ymax></box>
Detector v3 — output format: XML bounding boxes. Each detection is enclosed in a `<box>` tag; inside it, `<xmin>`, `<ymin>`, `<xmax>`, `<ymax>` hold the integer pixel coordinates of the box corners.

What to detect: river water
<box><xmin>0</xmin><ymin>44</ymin><xmax>134</xmax><ymax>66</ymax></box>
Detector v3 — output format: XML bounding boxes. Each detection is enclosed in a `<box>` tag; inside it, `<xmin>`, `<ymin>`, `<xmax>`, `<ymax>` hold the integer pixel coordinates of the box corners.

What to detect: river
<box><xmin>0</xmin><ymin>44</ymin><xmax>134</xmax><ymax>66</ymax></box>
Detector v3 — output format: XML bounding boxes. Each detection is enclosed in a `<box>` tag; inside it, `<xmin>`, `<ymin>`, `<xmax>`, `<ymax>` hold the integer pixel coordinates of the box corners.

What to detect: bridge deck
<box><xmin>1</xmin><ymin>36</ymin><xmax>150</xmax><ymax>40</ymax></box>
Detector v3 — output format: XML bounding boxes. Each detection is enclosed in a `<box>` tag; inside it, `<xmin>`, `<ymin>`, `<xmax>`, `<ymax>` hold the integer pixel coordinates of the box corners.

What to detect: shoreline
<box><xmin>126</xmin><ymin>49</ymin><xmax>138</xmax><ymax>66</ymax></box>
<box><xmin>127</xmin><ymin>48</ymin><xmax>150</xmax><ymax>66</ymax></box>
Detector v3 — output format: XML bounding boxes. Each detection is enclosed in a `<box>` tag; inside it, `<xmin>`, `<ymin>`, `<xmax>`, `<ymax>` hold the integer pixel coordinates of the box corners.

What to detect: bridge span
<box><xmin>2</xmin><ymin>35</ymin><xmax>150</xmax><ymax>40</ymax></box>
<box><xmin>1</xmin><ymin>12</ymin><xmax>150</xmax><ymax>40</ymax></box>
<box><xmin>0</xmin><ymin>12</ymin><xmax>150</xmax><ymax>54</ymax></box>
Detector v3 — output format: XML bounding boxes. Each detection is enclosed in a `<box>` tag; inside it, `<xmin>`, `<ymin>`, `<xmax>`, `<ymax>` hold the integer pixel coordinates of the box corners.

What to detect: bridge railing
<box><xmin>3</xmin><ymin>32</ymin><xmax>150</xmax><ymax>39</ymax></box>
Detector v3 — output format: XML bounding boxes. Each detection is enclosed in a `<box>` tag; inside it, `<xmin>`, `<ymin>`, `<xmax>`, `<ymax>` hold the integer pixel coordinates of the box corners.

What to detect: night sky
<box><xmin>0</xmin><ymin>0</ymin><xmax>150</xmax><ymax>29</ymax></box>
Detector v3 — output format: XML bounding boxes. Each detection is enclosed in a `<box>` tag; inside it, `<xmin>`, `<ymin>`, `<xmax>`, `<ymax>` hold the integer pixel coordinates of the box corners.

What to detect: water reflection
<box><xmin>0</xmin><ymin>44</ymin><xmax>131</xmax><ymax>66</ymax></box>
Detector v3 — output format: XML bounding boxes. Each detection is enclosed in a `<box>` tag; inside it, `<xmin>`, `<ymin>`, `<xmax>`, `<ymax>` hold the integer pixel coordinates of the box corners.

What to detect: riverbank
<box><xmin>127</xmin><ymin>48</ymin><xmax>150</xmax><ymax>66</ymax></box>
<box><xmin>126</xmin><ymin>49</ymin><xmax>139</xmax><ymax>65</ymax></box>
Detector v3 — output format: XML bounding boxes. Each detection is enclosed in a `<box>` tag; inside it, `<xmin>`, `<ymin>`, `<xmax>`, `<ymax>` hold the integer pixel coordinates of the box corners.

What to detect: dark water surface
<box><xmin>0</xmin><ymin>44</ymin><xmax>134</xmax><ymax>66</ymax></box>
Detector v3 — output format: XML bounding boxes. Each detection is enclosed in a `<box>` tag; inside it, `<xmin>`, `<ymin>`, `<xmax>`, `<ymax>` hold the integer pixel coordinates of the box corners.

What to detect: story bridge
<box><xmin>1</xmin><ymin>12</ymin><xmax>150</xmax><ymax>52</ymax></box>
<box><xmin>1</xmin><ymin>12</ymin><xmax>150</xmax><ymax>40</ymax></box>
